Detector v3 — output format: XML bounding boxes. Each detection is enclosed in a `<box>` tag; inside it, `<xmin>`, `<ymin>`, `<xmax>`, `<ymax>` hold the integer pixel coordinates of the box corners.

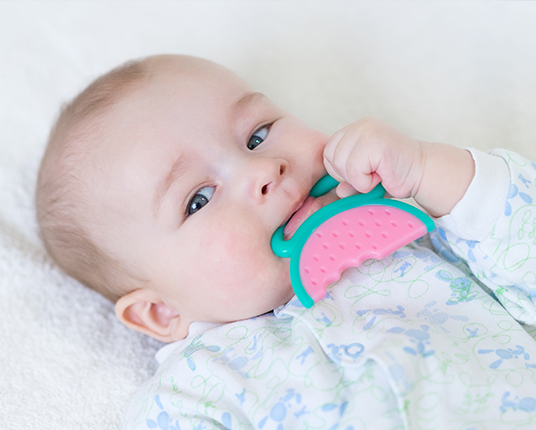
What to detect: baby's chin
<box><xmin>283</xmin><ymin>189</ymin><xmax>339</xmax><ymax>239</ymax></box>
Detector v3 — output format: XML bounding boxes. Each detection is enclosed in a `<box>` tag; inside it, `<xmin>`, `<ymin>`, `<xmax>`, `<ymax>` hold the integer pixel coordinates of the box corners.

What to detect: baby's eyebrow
<box><xmin>231</xmin><ymin>92</ymin><xmax>267</xmax><ymax>116</ymax></box>
<box><xmin>153</xmin><ymin>154</ymin><xmax>187</xmax><ymax>219</ymax></box>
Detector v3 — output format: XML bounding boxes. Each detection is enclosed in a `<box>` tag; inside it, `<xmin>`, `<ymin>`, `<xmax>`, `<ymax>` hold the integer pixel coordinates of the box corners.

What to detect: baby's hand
<box><xmin>323</xmin><ymin>117</ymin><xmax>475</xmax><ymax>217</ymax></box>
<box><xmin>323</xmin><ymin>117</ymin><xmax>425</xmax><ymax>199</ymax></box>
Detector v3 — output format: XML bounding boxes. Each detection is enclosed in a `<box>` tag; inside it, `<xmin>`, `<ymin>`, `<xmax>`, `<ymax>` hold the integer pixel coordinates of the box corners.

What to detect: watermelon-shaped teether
<box><xmin>271</xmin><ymin>175</ymin><xmax>435</xmax><ymax>308</ymax></box>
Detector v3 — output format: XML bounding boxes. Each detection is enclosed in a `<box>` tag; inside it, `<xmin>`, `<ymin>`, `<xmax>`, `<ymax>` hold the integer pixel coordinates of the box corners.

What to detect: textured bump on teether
<box><xmin>299</xmin><ymin>204</ymin><xmax>428</xmax><ymax>302</ymax></box>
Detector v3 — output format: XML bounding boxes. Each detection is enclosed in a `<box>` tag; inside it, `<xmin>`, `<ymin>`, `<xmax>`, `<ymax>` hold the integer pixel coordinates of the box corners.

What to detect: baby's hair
<box><xmin>36</xmin><ymin>58</ymin><xmax>152</xmax><ymax>302</ymax></box>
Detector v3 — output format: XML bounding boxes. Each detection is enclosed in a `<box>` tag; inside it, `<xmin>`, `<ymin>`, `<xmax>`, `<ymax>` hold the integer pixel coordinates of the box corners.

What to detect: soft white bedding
<box><xmin>2</xmin><ymin>1</ymin><xmax>536</xmax><ymax>429</ymax></box>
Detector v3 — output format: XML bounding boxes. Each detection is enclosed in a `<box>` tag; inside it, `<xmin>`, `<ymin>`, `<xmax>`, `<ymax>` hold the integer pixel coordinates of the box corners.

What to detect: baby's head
<box><xmin>36</xmin><ymin>55</ymin><xmax>329</xmax><ymax>341</ymax></box>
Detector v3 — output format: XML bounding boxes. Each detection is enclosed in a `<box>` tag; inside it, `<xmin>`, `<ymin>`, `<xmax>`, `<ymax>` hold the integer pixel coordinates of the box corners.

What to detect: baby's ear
<box><xmin>115</xmin><ymin>288</ymin><xmax>190</xmax><ymax>342</ymax></box>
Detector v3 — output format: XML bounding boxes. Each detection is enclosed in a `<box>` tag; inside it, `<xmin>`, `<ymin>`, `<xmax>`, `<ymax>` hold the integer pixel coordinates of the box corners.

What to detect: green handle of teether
<box><xmin>309</xmin><ymin>175</ymin><xmax>339</xmax><ymax>197</ymax></box>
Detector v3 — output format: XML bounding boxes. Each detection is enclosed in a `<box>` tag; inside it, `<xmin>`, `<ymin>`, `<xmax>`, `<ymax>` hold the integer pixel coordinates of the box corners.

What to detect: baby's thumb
<box><xmin>336</xmin><ymin>182</ymin><xmax>359</xmax><ymax>198</ymax></box>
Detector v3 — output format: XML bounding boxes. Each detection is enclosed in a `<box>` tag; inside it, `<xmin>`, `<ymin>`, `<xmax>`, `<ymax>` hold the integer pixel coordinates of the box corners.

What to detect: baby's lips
<box><xmin>284</xmin><ymin>196</ymin><xmax>316</xmax><ymax>239</ymax></box>
<box><xmin>283</xmin><ymin>191</ymin><xmax>340</xmax><ymax>239</ymax></box>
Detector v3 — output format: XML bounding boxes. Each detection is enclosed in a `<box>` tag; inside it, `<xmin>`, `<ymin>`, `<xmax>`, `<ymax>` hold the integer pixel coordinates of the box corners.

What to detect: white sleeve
<box><xmin>431</xmin><ymin>148</ymin><xmax>536</xmax><ymax>325</ymax></box>
<box><xmin>435</xmin><ymin>147</ymin><xmax>510</xmax><ymax>241</ymax></box>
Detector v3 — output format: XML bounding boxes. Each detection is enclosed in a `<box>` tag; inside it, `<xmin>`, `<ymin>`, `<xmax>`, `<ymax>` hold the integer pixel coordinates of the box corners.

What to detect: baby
<box><xmin>37</xmin><ymin>55</ymin><xmax>536</xmax><ymax>429</ymax></box>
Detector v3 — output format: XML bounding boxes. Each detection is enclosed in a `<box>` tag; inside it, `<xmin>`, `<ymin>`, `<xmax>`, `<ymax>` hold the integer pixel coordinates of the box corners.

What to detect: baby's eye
<box><xmin>247</xmin><ymin>125</ymin><xmax>270</xmax><ymax>150</ymax></box>
<box><xmin>187</xmin><ymin>186</ymin><xmax>215</xmax><ymax>216</ymax></box>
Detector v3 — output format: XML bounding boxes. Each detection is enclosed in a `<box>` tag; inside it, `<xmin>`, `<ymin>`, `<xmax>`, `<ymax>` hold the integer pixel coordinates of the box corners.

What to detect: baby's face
<box><xmin>96</xmin><ymin>57</ymin><xmax>329</xmax><ymax>336</ymax></box>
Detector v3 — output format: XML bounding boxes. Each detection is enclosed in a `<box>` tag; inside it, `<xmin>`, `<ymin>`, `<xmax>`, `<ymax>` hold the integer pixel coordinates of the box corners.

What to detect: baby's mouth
<box><xmin>283</xmin><ymin>189</ymin><xmax>339</xmax><ymax>239</ymax></box>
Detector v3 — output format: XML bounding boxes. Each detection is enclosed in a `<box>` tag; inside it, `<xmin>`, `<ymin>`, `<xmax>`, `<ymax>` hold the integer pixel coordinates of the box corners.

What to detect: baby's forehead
<box><xmin>102</xmin><ymin>63</ymin><xmax>256</xmax><ymax>148</ymax></box>
<box><xmin>95</xmin><ymin>61</ymin><xmax>246</xmax><ymax>149</ymax></box>
<box><xmin>96</xmin><ymin>55</ymin><xmax>267</xmax><ymax>163</ymax></box>
<box><xmin>145</xmin><ymin>55</ymin><xmax>251</xmax><ymax>95</ymax></box>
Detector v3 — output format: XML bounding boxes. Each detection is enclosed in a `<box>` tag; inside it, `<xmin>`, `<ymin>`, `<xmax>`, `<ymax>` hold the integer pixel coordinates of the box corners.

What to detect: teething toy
<box><xmin>271</xmin><ymin>175</ymin><xmax>435</xmax><ymax>308</ymax></box>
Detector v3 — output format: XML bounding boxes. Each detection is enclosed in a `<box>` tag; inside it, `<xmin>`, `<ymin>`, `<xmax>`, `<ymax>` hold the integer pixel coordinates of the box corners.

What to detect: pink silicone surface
<box><xmin>299</xmin><ymin>205</ymin><xmax>428</xmax><ymax>302</ymax></box>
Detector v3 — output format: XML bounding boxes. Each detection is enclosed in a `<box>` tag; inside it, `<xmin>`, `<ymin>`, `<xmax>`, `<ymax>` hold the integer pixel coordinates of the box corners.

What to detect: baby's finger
<box><xmin>324</xmin><ymin>129</ymin><xmax>363</xmax><ymax>183</ymax></box>
<box><xmin>323</xmin><ymin>129</ymin><xmax>347</xmax><ymax>182</ymax></box>
<box><xmin>329</xmin><ymin>132</ymin><xmax>382</xmax><ymax>193</ymax></box>
<box><xmin>336</xmin><ymin>181</ymin><xmax>359</xmax><ymax>198</ymax></box>
<box><xmin>323</xmin><ymin>157</ymin><xmax>343</xmax><ymax>184</ymax></box>
<box><xmin>344</xmin><ymin>142</ymin><xmax>382</xmax><ymax>193</ymax></box>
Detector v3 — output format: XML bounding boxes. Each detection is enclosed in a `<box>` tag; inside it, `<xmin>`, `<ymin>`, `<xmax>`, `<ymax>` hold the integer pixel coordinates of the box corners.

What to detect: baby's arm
<box><xmin>323</xmin><ymin>117</ymin><xmax>475</xmax><ymax>217</ymax></box>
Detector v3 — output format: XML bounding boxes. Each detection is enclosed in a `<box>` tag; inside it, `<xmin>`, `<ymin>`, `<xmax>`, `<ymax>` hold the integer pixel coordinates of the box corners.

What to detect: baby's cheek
<box><xmin>208</xmin><ymin>210</ymin><xmax>290</xmax><ymax>291</ymax></box>
<box><xmin>206</xmin><ymin>226</ymin><xmax>260</xmax><ymax>275</ymax></box>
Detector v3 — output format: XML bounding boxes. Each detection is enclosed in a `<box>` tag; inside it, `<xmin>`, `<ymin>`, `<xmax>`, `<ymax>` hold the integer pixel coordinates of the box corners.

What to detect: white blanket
<box><xmin>2</xmin><ymin>2</ymin><xmax>536</xmax><ymax>429</ymax></box>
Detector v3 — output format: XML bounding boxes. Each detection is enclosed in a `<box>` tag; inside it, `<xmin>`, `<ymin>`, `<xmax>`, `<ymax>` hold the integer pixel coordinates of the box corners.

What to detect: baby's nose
<box><xmin>247</xmin><ymin>157</ymin><xmax>288</xmax><ymax>201</ymax></box>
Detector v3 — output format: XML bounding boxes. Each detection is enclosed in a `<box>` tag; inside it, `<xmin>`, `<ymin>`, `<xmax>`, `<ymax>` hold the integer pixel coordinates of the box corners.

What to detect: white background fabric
<box><xmin>1</xmin><ymin>1</ymin><xmax>536</xmax><ymax>429</ymax></box>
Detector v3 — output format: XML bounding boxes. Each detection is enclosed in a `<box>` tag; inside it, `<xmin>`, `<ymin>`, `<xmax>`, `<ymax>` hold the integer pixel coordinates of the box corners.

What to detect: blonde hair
<box><xmin>36</xmin><ymin>58</ymin><xmax>150</xmax><ymax>302</ymax></box>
